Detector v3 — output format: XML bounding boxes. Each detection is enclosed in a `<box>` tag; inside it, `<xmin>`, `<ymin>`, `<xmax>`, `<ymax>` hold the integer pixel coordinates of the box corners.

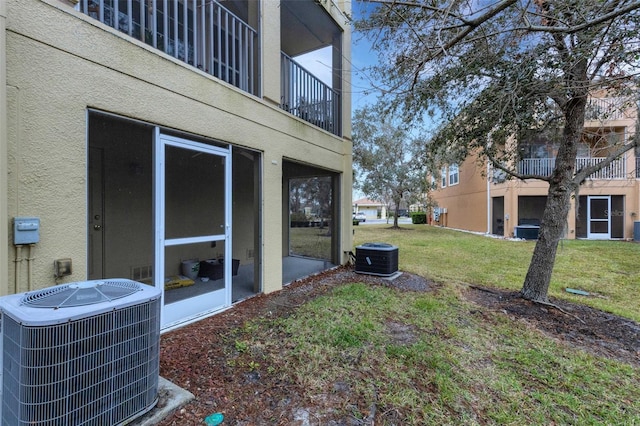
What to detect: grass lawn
<box><xmin>229</xmin><ymin>224</ymin><xmax>640</xmax><ymax>424</ymax></box>
<box><xmin>289</xmin><ymin>226</ymin><xmax>332</xmax><ymax>260</ymax></box>
<box><xmin>353</xmin><ymin>224</ymin><xmax>640</xmax><ymax>322</ymax></box>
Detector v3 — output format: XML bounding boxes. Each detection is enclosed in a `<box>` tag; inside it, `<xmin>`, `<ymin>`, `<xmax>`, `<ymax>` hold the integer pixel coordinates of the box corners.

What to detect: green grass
<box><xmin>353</xmin><ymin>224</ymin><xmax>640</xmax><ymax>321</ymax></box>
<box><xmin>289</xmin><ymin>226</ymin><xmax>332</xmax><ymax>260</ymax></box>
<box><xmin>230</xmin><ymin>224</ymin><xmax>640</xmax><ymax>424</ymax></box>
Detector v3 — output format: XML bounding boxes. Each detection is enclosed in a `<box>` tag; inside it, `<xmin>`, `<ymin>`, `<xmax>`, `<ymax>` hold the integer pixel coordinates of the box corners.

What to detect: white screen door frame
<box><xmin>587</xmin><ymin>195</ymin><xmax>611</xmax><ymax>240</ymax></box>
<box><xmin>154</xmin><ymin>130</ymin><xmax>232</xmax><ymax>329</ymax></box>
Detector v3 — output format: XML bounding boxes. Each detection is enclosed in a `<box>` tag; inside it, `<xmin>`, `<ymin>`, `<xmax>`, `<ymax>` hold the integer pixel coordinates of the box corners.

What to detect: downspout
<box><xmin>487</xmin><ymin>162</ymin><xmax>491</xmax><ymax>234</ymax></box>
<box><xmin>0</xmin><ymin>1</ymin><xmax>9</xmax><ymax>295</ymax></box>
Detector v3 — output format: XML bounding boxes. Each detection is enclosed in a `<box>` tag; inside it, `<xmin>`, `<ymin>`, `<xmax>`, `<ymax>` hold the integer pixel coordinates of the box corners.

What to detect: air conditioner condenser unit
<box><xmin>0</xmin><ymin>279</ymin><xmax>162</xmax><ymax>425</ymax></box>
<box><xmin>355</xmin><ymin>243</ymin><xmax>399</xmax><ymax>276</ymax></box>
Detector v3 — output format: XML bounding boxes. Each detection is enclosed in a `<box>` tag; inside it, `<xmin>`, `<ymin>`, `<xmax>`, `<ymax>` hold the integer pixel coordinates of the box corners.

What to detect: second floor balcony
<box><xmin>586</xmin><ymin>97</ymin><xmax>636</xmax><ymax>121</ymax></box>
<box><xmin>518</xmin><ymin>157</ymin><xmax>628</xmax><ymax>180</ymax></box>
<box><xmin>79</xmin><ymin>0</ymin><xmax>259</xmax><ymax>94</ymax></box>
<box><xmin>77</xmin><ymin>0</ymin><xmax>344</xmax><ymax>136</ymax></box>
<box><xmin>281</xmin><ymin>53</ymin><xmax>341</xmax><ymax>136</ymax></box>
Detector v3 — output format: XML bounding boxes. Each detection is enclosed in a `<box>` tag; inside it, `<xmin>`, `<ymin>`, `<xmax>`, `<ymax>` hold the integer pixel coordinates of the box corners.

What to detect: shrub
<box><xmin>290</xmin><ymin>212</ymin><xmax>309</xmax><ymax>227</ymax></box>
<box><xmin>291</xmin><ymin>212</ymin><xmax>308</xmax><ymax>222</ymax></box>
<box><xmin>411</xmin><ymin>212</ymin><xmax>427</xmax><ymax>224</ymax></box>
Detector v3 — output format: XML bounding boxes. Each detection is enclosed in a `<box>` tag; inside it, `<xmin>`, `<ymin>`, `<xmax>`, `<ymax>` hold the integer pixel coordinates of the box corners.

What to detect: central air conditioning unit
<box><xmin>0</xmin><ymin>279</ymin><xmax>162</xmax><ymax>425</ymax></box>
<box><xmin>514</xmin><ymin>225</ymin><xmax>540</xmax><ymax>240</ymax></box>
<box><xmin>355</xmin><ymin>243</ymin><xmax>399</xmax><ymax>277</ymax></box>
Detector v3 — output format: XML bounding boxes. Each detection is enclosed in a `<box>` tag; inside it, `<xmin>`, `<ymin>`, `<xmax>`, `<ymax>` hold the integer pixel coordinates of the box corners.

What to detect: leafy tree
<box><xmin>352</xmin><ymin>105</ymin><xmax>428</xmax><ymax>228</ymax></box>
<box><xmin>289</xmin><ymin>177</ymin><xmax>332</xmax><ymax>226</ymax></box>
<box><xmin>356</xmin><ymin>0</ymin><xmax>640</xmax><ymax>302</ymax></box>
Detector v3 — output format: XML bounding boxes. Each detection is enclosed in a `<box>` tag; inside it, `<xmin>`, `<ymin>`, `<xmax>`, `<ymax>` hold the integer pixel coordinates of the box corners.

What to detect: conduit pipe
<box><xmin>27</xmin><ymin>244</ymin><xmax>35</xmax><ymax>291</ymax></box>
<box><xmin>14</xmin><ymin>245</ymin><xmax>23</xmax><ymax>293</ymax></box>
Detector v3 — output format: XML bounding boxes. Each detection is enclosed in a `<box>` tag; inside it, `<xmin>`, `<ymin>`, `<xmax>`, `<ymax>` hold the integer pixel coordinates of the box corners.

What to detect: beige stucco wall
<box><xmin>0</xmin><ymin>0</ymin><xmax>7</xmax><ymax>295</ymax></box>
<box><xmin>261</xmin><ymin>0</ymin><xmax>281</xmax><ymax>107</ymax></box>
<box><xmin>5</xmin><ymin>0</ymin><xmax>352</xmax><ymax>295</ymax></box>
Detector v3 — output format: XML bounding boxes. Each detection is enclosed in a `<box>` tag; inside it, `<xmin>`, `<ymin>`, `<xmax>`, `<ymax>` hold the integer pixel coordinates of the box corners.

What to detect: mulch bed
<box><xmin>465</xmin><ymin>285</ymin><xmax>640</xmax><ymax>365</ymax></box>
<box><xmin>155</xmin><ymin>265</ymin><xmax>640</xmax><ymax>425</ymax></box>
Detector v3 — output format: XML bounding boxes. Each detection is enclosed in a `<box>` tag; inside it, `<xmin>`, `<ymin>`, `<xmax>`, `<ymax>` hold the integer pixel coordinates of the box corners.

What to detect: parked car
<box><xmin>353</xmin><ymin>212</ymin><xmax>367</xmax><ymax>222</ymax></box>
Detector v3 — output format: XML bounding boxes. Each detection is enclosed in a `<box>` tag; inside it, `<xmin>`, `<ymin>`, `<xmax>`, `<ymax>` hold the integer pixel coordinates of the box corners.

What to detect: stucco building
<box><xmin>1</xmin><ymin>0</ymin><xmax>352</xmax><ymax>329</ymax></box>
<box><xmin>431</xmin><ymin>95</ymin><xmax>639</xmax><ymax>241</ymax></box>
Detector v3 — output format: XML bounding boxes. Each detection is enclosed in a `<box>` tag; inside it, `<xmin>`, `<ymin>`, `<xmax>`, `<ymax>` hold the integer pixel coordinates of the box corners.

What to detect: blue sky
<box><xmin>294</xmin><ymin>42</ymin><xmax>377</xmax><ymax>113</ymax></box>
<box><xmin>294</xmin><ymin>2</ymin><xmax>379</xmax><ymax>113</ymax></box>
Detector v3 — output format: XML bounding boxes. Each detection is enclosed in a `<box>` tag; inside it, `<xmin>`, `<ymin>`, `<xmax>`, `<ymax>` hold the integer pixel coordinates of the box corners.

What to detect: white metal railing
<box><xmin>585</xmin><ymin>97</ymin><xmax>629</xmax><ymax>121</ymax></box>
<box><xmin>281</xmin><ymin>53</ymin><xmax>341</xmax><ymax>136</ymax></box>
<box><xmin>518</xmin><ymin>157</ymin><xmax>627</xmax><ymax>179</ymax></box>
<box><xmin>78</xmin><ymin>0</ymin><xmax>257</xmax><ymax>95</ymax></box>
<box><xmin>576</xmin><ymin>157</ymin><xmax>626</xmax><ymax>179</ymax></box>
<box><xmin>517</xmin><ymin>158</ymin><xmax>556</xmax><ymax>177</ymax></box>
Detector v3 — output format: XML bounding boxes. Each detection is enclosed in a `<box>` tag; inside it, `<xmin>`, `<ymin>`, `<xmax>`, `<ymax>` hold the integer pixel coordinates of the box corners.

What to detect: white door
<box><xmin>155</xmin><ymin>131</ymin><xmax>232</xmax><ymax>329</ymax></box>
<box><xmin>587</xmin><ymin>196</ymin><xmax>611</xmax><ymax>240</ymax></box>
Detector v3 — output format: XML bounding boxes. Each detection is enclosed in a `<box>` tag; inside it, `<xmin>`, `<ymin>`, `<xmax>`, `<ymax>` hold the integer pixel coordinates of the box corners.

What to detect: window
<box><xmin>441</xmin><ymin>167</ymin><xmax>447</xmax><ymax>188</ymax></box>
<box><xmin>448</xmin><ymin>164</ymin><xmax>459</xmax><ymax>186</ymax></box>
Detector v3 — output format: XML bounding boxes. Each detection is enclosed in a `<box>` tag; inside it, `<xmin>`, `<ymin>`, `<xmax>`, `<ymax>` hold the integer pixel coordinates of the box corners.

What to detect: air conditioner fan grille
<box><xmin>21</xmin><ymin>280</ymin><xmax>142</xmax><ymax>308</ymax></box>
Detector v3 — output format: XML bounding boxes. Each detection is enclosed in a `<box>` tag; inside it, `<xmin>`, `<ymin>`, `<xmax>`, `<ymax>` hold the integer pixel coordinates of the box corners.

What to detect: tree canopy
<box><xmin>356</xmin><ymin>0</ymin><xmax>640</xmax><ymax>301</ymax></box>
<box><xmin>352</xmin><ymin>105</ymin><xmax>427</xmax><ymax>228</ymax></box>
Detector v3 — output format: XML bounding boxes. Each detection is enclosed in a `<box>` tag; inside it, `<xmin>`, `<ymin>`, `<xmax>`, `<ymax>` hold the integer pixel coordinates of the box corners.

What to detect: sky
<box><xmin>293</xmin><ymin>2</ymin><xmax>379</xmax><ymax>114</ymax></box>
<box><xmin>295</xmin><ymin>45</ymin><xmax>377</xmax><ymax>113</ymax></box>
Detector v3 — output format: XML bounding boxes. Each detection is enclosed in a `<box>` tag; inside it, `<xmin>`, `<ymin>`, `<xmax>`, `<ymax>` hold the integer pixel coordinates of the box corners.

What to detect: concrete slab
<box><xmin>128</xmin><ymin>376</ymin><xmax>195</xmax><ymax>425</ymax></box>
<box><xmin>382</xmin><ymin>271</ymin><xmax>403</xmax><ymax>281</ymax></box>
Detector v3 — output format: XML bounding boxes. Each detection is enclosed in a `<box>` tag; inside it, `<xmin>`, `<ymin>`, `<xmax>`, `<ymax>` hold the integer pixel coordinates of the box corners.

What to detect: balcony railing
<box><xmin>281</xmin><ymin>53</ymin><xmax>341</xmax><ymax>136</ymax></box>
<box><xmin>585</xmin><ymin>97</ymin><xmax>629</xmax><ymax>121</ymax></box>
<box><xmin>78</xmin><ymin>0</ymin><xmax>258</xmax><ymax>95</ymax></box>
<box><xmin>518</xmin><ymin>157</ymin><xmax>627</xmax><ymax>179</ymax></box>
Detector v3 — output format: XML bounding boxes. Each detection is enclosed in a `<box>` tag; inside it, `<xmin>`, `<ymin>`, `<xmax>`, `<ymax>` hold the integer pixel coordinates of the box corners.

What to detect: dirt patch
<box><xmin>156</xmin><ymin>266</ymin><xmax>639</xmax><ymax>425</ymax></box>
<box><xmin>386</xmin><ymin>321</ymin><xmax>419</xmax><ymax>345</ymax></box>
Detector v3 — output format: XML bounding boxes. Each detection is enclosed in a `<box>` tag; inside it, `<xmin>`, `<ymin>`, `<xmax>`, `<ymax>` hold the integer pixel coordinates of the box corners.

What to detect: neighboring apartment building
<box><xmin>1</xmin><ymin>0</ymin><xmax>352</xmax><ymax>329</ymax></box>
<box><xmin>431</xmin><ymin>95</ymin><xmax>638</xmax><ymax>241</ymax></box>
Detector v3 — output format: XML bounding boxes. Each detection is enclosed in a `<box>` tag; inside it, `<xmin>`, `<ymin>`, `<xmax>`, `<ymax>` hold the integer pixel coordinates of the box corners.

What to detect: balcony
<box><xmin>586</xmin><ymin>97</ymin><xmax>631</xmax><ymax>121</ymax></box>
<box><xmin>281</xmin><ymin>53</ymin><xmax>341</xmax><ymax>136</ymax></box>
<box><xmin>77</xmin><ymin>0</ymin><xmax>258</xmax><ymax>95</ymax></box>
<box><xmin>77</xmin><ymin>0</ymin><xmax>344</xmax><ymax>136</ymax></box>
<box><xmin>518</xmin><ymin>157</ymin><xmax>627</xmax><ymax>179</ymax></box>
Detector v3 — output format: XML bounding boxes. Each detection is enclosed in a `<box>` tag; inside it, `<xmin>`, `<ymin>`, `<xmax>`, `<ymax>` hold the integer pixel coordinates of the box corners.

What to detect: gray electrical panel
<box><xmin>13</xmin><ymin>217</ymin><xmax>40</xmax><ymax>244</ymax></box>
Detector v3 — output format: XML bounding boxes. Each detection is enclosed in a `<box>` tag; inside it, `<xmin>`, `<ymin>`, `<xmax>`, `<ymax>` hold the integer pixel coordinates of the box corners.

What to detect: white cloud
<box><xmin>293</xmin><ymin>47</ymin><xmax>333</xmax><ymax>86</ymax></box>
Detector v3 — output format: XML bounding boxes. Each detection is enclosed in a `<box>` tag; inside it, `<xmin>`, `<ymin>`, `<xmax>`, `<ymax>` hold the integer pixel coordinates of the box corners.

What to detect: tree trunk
<box><xmin>520</xmin><ymin>95</ymin><xmax>586</xmax><ymax>302</ymax></box>
<box><xmin>392</xmin><ymin>199</ymin><xmax>400</xmax><ymax>228</ymax></box>
<box><xmin>520</xmin><ymin>180</ymin><xmax>573</xmax><ymax>301</ymax></box>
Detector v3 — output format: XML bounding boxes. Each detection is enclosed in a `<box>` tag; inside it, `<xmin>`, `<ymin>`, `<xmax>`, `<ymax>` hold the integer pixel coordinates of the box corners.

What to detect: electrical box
<box><xmin>13</xmin><ymin>217</ymin><xmax>40</xmax><ymax>245</ymax></box>
<box><xmin>54</xmin><ymin>258</ymin><xmax>72</xmax><ymax>277</ymax></box>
